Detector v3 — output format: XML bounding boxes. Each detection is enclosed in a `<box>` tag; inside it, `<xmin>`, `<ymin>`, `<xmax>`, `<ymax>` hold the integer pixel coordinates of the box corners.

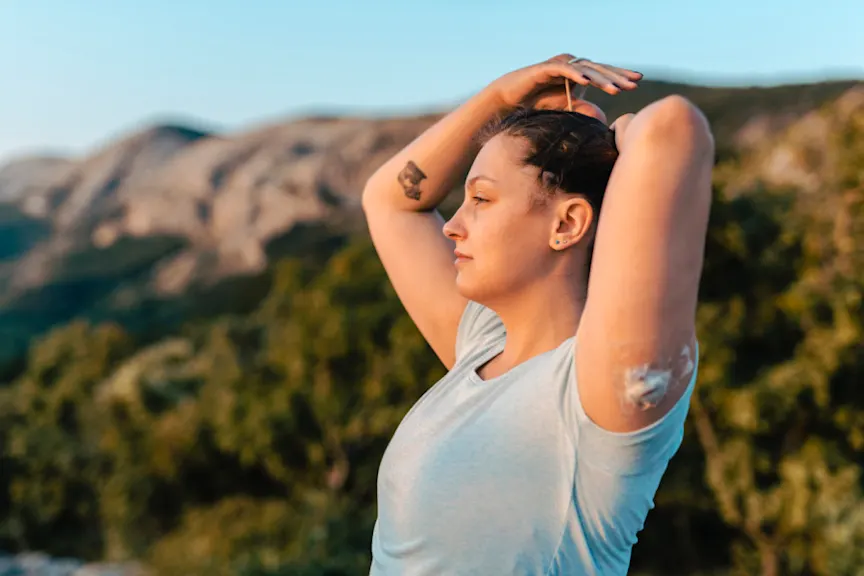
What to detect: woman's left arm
<box><xmin>575</xmin><ymin>95</ymin><xmax>714</xmax><ymax>434</ymax></box>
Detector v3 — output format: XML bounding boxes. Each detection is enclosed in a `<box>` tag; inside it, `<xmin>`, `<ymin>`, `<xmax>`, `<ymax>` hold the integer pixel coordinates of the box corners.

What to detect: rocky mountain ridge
<box><xmin>0</xmin><ymin>79</ymin><xmax>861</xmax><ymax>366</ymax></box>
<box><xmin>0</xmin><ymin>116</ymin><xmax>436</xmax><ymax>297</ymax></box>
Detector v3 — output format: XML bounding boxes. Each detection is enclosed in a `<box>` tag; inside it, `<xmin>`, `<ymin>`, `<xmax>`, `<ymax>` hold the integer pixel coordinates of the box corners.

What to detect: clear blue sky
<box><xmin>1</xmin><ymin>0</ymin><xmax>861</xmax><ymax>161</ymax></box>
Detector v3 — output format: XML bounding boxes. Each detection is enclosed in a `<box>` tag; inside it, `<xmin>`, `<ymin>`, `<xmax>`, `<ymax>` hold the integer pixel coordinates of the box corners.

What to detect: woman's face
<box><xmin>442</xmin><ymin>134</ymin><xmax>591</xmax><ymax>303</ymax></box>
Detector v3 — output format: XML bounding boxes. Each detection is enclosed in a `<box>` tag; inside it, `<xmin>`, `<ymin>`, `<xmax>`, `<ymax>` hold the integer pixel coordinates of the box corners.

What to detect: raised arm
<box><xmin>576</xmin><ymin>95</ymin><xmax>714</xmax><ymax>433</ymax></box>
<box><xmin>362</xmin><ymin>55</ymin><xmax>624</xmax><ymax>368</ymax></box>
<box><xmin>361</xmin><ymin>90</ymin><xmax>501</xmax><ymax>368</ymax></box>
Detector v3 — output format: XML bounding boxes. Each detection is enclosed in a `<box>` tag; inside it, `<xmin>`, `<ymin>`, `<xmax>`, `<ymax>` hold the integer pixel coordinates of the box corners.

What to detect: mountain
<box><xmin>0</xmin><ymin>79</ymin><xmax>861</xmax><ymax>368</ymax></box>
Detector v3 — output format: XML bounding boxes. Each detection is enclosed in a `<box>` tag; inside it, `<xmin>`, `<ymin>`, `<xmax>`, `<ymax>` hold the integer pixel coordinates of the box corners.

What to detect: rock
<box><xmin>72</xmin><ymin>562</ymin><xmax>146</xmax><ymax>576</ymax></box>
<box><xmin>0</xmin><ymin>554</ymin><xmax>22</xmax><ymax>576</ymax></box>
<box><xmin>0</xmin><ymin>553</ymin><xmax>144</xmax><ymax>576</ymax></box>
<box><xmin>0</xmin><ymin>115</ymin><xmax>437</xmax><ymax>304</ymax></box>
<box><xmin>0</xmin><ymin>156</ymin><xmax>75</xmax><ymax>209</ymax></box>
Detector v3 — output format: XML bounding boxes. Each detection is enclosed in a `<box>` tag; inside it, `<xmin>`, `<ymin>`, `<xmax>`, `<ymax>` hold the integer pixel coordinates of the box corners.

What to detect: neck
<box><xmin>484</xmin><ymin>274</ymin><xmax>586</xmax><ymax>368</ymax></box>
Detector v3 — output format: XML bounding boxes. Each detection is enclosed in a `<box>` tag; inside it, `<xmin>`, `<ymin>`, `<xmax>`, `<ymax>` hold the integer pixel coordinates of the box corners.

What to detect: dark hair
<box><xmin>477</xmin><ymin>107</ymin><xmax>618</xmax><ymax>214</ymax></box>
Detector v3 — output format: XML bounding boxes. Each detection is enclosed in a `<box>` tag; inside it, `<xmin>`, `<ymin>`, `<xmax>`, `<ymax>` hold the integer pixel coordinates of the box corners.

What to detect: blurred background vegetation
<box><xmin>0</xmin><ymin>78</ymin><xmax>862</xmax><ymax>575</ymax></box>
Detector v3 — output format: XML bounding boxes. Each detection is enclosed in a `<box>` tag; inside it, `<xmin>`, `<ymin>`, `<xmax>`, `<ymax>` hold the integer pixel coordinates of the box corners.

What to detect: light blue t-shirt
<box><xmin>370</xmin><ymin>300</ymin><xmax>697</xmax><ymax>575</ymax></box>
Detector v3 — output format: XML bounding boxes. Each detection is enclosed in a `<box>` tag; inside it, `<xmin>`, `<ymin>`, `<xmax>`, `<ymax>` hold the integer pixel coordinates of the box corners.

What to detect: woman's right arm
<box><xmin>361</xmin><ymin>88</ymin><xmax>505</xmax><ymax>368</ymax></box>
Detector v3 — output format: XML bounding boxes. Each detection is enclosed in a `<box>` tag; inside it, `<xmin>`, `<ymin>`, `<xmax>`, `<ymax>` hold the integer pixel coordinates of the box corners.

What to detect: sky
<box><xmin>0</xmin><ymin>0</ymin><xmax>861</xmax><ymax>161</ymax></box>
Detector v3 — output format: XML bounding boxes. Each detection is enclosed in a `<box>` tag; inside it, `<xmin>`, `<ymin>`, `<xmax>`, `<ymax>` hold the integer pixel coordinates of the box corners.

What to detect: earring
<box><xmin>555</xmin><ymin>240</ymin><xmax>560</xmax><ymax>245</ymax></box>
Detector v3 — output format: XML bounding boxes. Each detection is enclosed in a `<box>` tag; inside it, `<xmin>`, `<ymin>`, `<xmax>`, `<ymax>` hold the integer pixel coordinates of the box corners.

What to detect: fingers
<box><xmin>610</xmin><ymin>113</ymin><xmax>635</xmax><ymax>149</ymax></box>
<box><xmin>603</xmin><ymin>64</ymin><xmax>643</xmax><ymax>82</ymax></box>
<box><xmin>610</xmin><ymin>113</ymin><xmax>635</xmax><ymax>132</ymax></box>
<box><xmin>579</xmin><ymin>67</ymin><xmax>623</xmax><ymax>95</ymax></box>
<box><xmin>580</xmin><ymin>61</ymin><xmax>639</xmax><ymax>91</ymax></box>
<box><xmin>570</xmin><ymin>57</ymin><xmax>643</xmax><ymax>82</ymax></box>
<box><xmin>541</xmin><ymin>55</ymin><xmax>643</xmax><ymax>96</ymax></box>
<box><xmin>540</xmin><ymin>61</ymin><xmax>592</xmax><ymax>88</ymax></box>
<box><xmin>545</xmin><ymin>54</ymin><xmax>642</xmax><ymax>79</ymax></box>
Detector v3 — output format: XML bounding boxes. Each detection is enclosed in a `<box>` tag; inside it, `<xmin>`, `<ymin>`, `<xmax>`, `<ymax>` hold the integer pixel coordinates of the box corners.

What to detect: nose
<box><xmin>442</xmin><ymin>207</ymin><xmax>466</xmax><ymax>240</ymax></box>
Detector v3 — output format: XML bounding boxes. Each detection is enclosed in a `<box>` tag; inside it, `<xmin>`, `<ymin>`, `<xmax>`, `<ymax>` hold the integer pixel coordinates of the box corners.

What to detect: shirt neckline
<box><xmin>467</xmin><ymin>336</ymin><xmax>574</xmax><ymax>385</ymax></box>
<box><xmin>467</xmin><ymin>340</ymin><xmax>508</xmax><ymax>385</ymax></box>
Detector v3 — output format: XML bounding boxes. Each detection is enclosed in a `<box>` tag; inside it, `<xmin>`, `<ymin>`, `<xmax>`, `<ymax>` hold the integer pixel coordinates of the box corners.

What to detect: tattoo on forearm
<box><xmin>397</xmin><ymin>160</ymin><xmax>427</xmax><ymax>200</ymax></box>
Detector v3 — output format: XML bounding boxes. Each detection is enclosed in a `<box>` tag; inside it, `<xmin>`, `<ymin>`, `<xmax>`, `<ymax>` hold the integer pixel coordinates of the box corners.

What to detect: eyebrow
<box><xmin>465</xmin><ymin>175</ymin><xmax>498</xmax><ymax>189</ymax></box>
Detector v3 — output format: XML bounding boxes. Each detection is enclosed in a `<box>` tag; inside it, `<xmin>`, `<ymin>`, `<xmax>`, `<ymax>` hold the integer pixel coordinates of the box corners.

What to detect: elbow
<box><xmin>360</xmin><ymin>177</ymin><xmax>382</xmax><ymax>213</ymax></box>
<box><xmin>360</xmin><ymin>183</ymin><xmax>372</xmax><ymax>212</ymax></box>
<box><xmin>643</xmin><ymin>95</ymin><xmax>715</xmax><ymax>158</ymax></box>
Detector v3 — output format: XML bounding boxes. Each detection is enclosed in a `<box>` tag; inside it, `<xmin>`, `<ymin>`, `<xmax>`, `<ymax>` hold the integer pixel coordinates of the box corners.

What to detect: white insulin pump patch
<box><xmin>622</xmin><ymin>343</ymin><xmax>694</xmax><ymax>411</ymax></box>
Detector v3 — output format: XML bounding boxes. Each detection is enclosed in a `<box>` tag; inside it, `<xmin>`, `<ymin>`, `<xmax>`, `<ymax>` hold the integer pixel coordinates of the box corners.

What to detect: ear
<box><xmin>549</xmin><ymin>196</ymin><xmax>594</xmax><ymax>250</ymax></box>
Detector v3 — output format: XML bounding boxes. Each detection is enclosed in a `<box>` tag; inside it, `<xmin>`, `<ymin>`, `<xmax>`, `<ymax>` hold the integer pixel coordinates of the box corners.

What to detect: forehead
<box><xmin>467</xmin><ymin>134</ymin><xmax>531</xmax><ymax>180</ymax></box>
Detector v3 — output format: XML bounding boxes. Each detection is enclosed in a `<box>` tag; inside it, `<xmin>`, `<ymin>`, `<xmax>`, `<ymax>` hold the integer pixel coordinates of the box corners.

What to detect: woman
<box><xmin>361</xmin><ymin>54</ymin><xmax>714</xmax><ymax>575</ymax></box>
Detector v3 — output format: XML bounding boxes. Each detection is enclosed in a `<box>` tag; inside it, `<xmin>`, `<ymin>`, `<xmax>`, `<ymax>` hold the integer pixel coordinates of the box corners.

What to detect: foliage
<box><xmin>0</xmin><ymin>240</ymin><xmax>445</xmax><ymax>574</ymax></box>
<box><xmin>0</xmin><ymin>92</ymin><xmax>862</xmax><ymax>575</ymax></box>
<box><xmin>687</xmin><ymin>98</ymin><xmax>864</xmax><ymax>575</ymax></box>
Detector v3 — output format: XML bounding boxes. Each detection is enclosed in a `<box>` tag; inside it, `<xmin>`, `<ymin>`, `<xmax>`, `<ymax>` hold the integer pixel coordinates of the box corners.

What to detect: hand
<box><xmin>487</xmin><ymin>54</ymin><xmax>642</xmax><ymax>116</ymax></box>
<box><xmin>531</xmin><ymin>94</ymin><xmax>610</xmax><ymax>125</ymax></box>
<box><xmin>609</xmin><ymin>113</ymin><xmax>635</xmax><ymax>150</ymax></box>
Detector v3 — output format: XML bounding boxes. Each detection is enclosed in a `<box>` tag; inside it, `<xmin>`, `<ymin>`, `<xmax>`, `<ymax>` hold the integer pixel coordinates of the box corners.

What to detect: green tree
<box><xmin>690</xmin><ymin>101</ymin><xmax>864</xmax><ymax>575</ymax></box>
<box><xmin>143</xmin><ymin>240</ymin><xmax>445</xmax><ymax>575</ymax></box>
<box><xmin>1</xmin><ymin>321</ymin><xmax>132</xmax><ymax>558</ymax></box>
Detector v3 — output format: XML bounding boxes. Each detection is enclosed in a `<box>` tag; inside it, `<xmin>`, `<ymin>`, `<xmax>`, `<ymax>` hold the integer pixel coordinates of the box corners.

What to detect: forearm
<box><xmin>362</xmin><ymin>87</ymin><xmax>506</xmax><ymax>212</ymax></box>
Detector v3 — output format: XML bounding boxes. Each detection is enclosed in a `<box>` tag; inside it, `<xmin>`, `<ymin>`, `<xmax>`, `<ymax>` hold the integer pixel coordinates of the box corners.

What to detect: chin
<box><xmin>455</xmin><ymin>272</ymin><xmax>501</xmax><ymax>305</ymax></box>
<box><xmin>454</xmin><ymin>273</ymin><xmax>481</xmax><ymax>301</ymax></box>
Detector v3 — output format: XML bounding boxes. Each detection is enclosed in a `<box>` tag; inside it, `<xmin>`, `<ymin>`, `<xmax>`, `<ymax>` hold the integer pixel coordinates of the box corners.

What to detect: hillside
<box><xmin>0</xmin><ymin>79</ymin><xmax>860</xmax><ymax>368</ymax></box>
<box><xmin>0</xmin><ymin>78</ymin><xmax>862</xmax><ymax>575</ymax></box>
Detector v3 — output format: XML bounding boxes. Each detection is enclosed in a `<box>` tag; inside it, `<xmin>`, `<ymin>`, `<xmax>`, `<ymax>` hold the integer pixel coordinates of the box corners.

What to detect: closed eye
<box><xmin>471</xmin><ymin>196</ymin><xmax>488</xmax><ymax>205</ymax></box>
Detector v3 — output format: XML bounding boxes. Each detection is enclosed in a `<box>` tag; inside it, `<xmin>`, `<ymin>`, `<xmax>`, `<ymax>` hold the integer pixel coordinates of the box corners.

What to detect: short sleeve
<box><xmin>571</xmin><ymin>339</ymin><xmax>699</xmax><ymax>476</ymax></box>
<box><xmin>454</xmin><ymin>300</ymin><xmax>506</xmax><ymax>364</ymax></box>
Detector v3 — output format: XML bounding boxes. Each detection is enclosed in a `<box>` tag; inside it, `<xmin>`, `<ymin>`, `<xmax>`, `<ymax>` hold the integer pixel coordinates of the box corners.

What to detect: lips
<box><xmin>454</xmin><ymin>250</ymin><xmax>471</xmax><ymax>259</ymax></box>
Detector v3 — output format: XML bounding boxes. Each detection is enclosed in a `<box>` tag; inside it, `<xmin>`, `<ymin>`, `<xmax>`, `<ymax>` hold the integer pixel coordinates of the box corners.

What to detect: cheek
<box><xmin>471</xmin><ymin>213</ymin><xmax>546</xmax><ymax>277</ymax></box>
<box><xmin>470</xmin><ymin>212</ymin><xmax>518</xmax><ymax>259</ymax></box>
<box><xmin>456</xmin><ymin>224</ymin><xmax>550</xmax><ymax>300</ymax></box>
